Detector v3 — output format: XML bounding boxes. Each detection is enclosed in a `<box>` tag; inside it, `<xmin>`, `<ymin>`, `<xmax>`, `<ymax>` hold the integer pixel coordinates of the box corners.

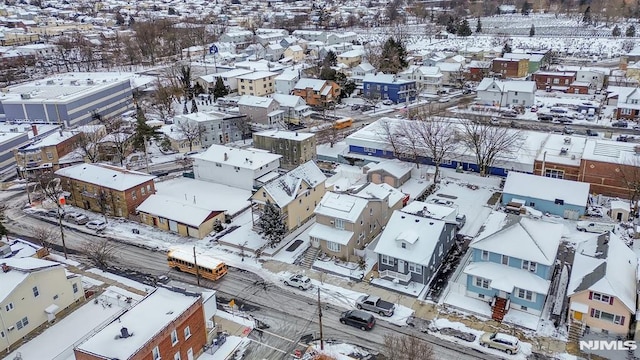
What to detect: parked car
<box><xmin>586</xmin><ymin>129</ymin><xmax>599</xmax><ymax>136</ymax></box>
<box><xmin>616</xmin><ymin>135</ymin><xmax>633</xmax><ymax>142</ymax></box>
<box><xmin>563</xmin><ymin>126</ymin><xmax>575</xmax><ymax>135</ymax></box>
<box><xmin>44</xmin><ymin>209</ymin><xmax>61</xmax><ymax>218</ymax></box>
<box><xmin>355</xmin><ymin>295</ymin><xmax>395</xmax><ymax>317</ymax></box>
<box><xmin>500</xmin><ymin>111</ymin><xmax>518</xmax><ymax>118</ymax></box>
<box><xmin>382</xmin><ymin>99</ymin><xmax>394</xmax><ymax>106</ymax></box>
<box><xmin>612</xmin><ymin>121</ymin><xmax>628</xmax><ymax>128</ymax></box>
<box><xmin>339</xmin><ymin>310</ymin><xmax>376</xmax><ymax>331</ymax></box>
<box><xmin>576</xmin><ymin>221</ymin><xmax>616</xmax><ymax>233</ymax></box>
<box><xmin>86</xmin><ymin>220</ymin><xmax>107</xmax><ymax>231</ymax></box>
<box><xmin>283</xmin><ymin>274</ymin><xmax>312</xmax><ymax>290</ymax></box>
<box><xmin>64</xmin><ymin>212</ymin><xmax>89</xmax><ymax>225</ymax></box>
<box><xmin>351</xmin><ymin>104</ymin><xmax>360</xmax><ymax>111</ymax></box>
<box><xmin>455</xmin><ymin>214</ymin><xmax>467</xmax><ymax>230</ymax></box>
<box><xmin>427</xmin><ymin>198</ymin><xmax>454</xmax><ymax>207</ymax></box>
<box><xmin>489</xmin><ymin>117</ymin><xmax>500</xmax><ymax>125</ymax></box>
<box><xmin>537</xmin><ymin>114</ymin><xmax>553</xmax><ymax>122</ymax></box>
<box><xmin>557</xmin><ymin>117</ymin><xmax>573</xmax><ymax>124</ymax></box>
<box><xmin>479</xmin><ymin>332</ymin><xmax>520</xmax><ymax>355</ymax></box>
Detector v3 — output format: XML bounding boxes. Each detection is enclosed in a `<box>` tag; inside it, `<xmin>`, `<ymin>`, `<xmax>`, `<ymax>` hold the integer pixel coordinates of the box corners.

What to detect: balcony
<box><xmin>379</xmin><ymin>269</ymin><xmax>411</xmax><ymax>283</ymax></box>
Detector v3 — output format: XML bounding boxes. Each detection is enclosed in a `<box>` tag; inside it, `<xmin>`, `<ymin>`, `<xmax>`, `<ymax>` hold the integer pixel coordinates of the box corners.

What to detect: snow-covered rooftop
<box><xmin>402</xmin><ymin>200</ymin><xmax>457</xmax><ymax>222</ymax></box>
<box><xmin>136</xmin><ymin>194</ymin><xmax>222</xmax><ymax>228</ymax></box>
<box><xmin>55</xmin><ymin>164</ymin><xmax>155</xmax><ymax>191</ymax></box>
<box><xmin>503</xmin><ymin>172</ymin><xmax>590</xmax><ymax>206</ymax></box>
<box><xmin>0</xmin><ymin>257</ymin><xmax>61</xmax><ymax>302</ymax></box>
<box><xmin>21</xmin><ymin>130</ymin><xmax>76</xmax><ymax>150</ymax></box>
<box><xmin>294</xmin><ymin>78</ymin><xmax>328</xmax><ymax>91</ymax></box>
<box><xmin>464</xmin><ymin>261</ymin><xmax>551</xmax><ymax>294</ymax></box>
<box><xmin>536</xmin><ymin>134</ymin><xmax>586</xmax><ymax>166</ymax></box>
<box><xmin>254</xmin><ymin>129</ymin><xmax>314</xmax><ymax>141</ymax></box>
<box><xmin>364</xmin><ymin>159</ymin><xmax>413</xmax><ymax>178</ymax></box>
<box><xmin>261</xmin><ymin>161</ymin><xmax>326</xmax><ymax>208</ymax></box>
<box><xmin>308</xmin><ymin>223</ymin><xmax>353</xmax><ymax>245</ymax></box>
<box><xmin>235</xmin><ymin>70</ymin><xmax>277</xmax><ymax>80</ymax></box>
<box><xmin>237</xmin><ymin>95</ymin><xmax>276</xmax><ymax>108</ymax></box>
<box><xmin>582</xmin><ymin>138</ymin><xmax>640</xmax><ymax>164</ymax></box>
<box><xmin>314</xmin><ymin>191</ymin><xmax>368</xmax><ymax>223</ymax></box>
<box><xmin>75</xmin><ymin>287</ymin><xmax>200</xmax><ymax>360</ymax></box>
<box><xmin>192</xmin><ymin>144</ymin><xmax>281</xmax><ymax>171</ymax></box>
<box><xmin>373</xmin><ymin>210</ymin><xmax>445</xmax><ymax>266</ymax></box>
<box><xmin>352</xmin><ymin>182</ymin><xmax>405</xmax><ymax>208</ymax></box>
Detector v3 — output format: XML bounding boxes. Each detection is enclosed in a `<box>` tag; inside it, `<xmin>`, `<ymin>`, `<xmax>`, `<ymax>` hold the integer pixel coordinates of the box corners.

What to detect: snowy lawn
<box><xmin>312</xmin><ymin>254</ymin><xmax>376</xmax><ymax>281</ymax></box>
<box><xmin>370</xmin><ymin>277</ymin><xmax>426</xmax><ymax>297</ymax></box>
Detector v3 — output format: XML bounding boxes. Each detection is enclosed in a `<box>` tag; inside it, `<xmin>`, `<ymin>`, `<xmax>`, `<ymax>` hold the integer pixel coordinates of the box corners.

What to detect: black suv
<box><xmin>340</xmin><ymin>310</ymin><xmax>376</xmax><ymax>331</ymax></box>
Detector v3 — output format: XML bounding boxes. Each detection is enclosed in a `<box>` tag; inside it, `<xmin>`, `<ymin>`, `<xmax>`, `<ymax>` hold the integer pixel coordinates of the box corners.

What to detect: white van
<box><xmin>576</xmin><ymin>221</ymin><xmax>615</xmax><ymax>233</ymax></box>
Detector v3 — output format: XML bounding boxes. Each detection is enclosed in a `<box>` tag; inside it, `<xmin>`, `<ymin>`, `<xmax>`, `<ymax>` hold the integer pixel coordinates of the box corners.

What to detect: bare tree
<box><xmin>82</xmin><ymin>238</ymin><xmax>119</xmax><ymax>269</ymax></box>
<box><xmin>618</xmin><ymin>155</ymin><xmax>640</xmax><ymax>214</ymax></box>
<box><xmin>383</xmin><ymin>334</ymin><xmax>435</xmax><ymax>360</ymax></box>
<box><xmin>74</xmin><ymin>127</ymin><xmax>104</xmax><ymax>163</ymax></box>
<box><xmin>176</xmin><ymin>121</ymin><xmax>205</xmax><ymax>151</ymax></box>
<box><xmin>316</xmin><ymin>125</ymin><xmax>342</xmax><ymax>148</ymax></box>
<box><xmin>377</xmin><ymin>118</ymin><xmax>423</xmax><ymax>168</ymax></box>
<box><xmin>30</xmin><ymin>226</ymin><xmax>59</xmax><ymax>250</ymax></box>
<box><xmin>458</xmin><ymin>116</ymin><xmax>522</xmax><ymax>176</ymax></box>
<box><xmin>412</xmin><ymin>115</ymin><xmax>459</xmax><ymax>182</ymax></box>
<box><xmin>150</xmin><ymin>79</ymin><xmax>180</xmax><ymax>122</ymax></box>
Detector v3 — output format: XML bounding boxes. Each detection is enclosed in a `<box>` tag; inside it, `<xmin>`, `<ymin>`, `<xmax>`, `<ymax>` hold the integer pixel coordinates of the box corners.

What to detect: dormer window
<box><xmin>401</xmin><ymin>242</ymin><xmax>406</xmax><ymax>249</ymax></box>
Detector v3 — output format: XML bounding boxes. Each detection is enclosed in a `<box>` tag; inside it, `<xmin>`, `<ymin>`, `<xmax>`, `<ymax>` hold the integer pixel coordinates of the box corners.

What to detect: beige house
<box><xmin>364</xmin><ymin>159</ymin><xmax>413</xmax><ymax>187</ymax></box>
<box><xmin>252</xmin><ymin>161</ymin><xmax>326</xmax><ymax>232</ymax></box>
<box><xmin>567</xmin><ymin>233</ymin><xmax>637</xmax><ymax>336</ymax></box>
<box><xmin>283</xmin><ymin>45</ymin><xmax>305</xmax><ymax>63</ymax></box>
<box><xmin>337</xmin><ymin>49</ymin><xmax>364</xmax><ymax>68</ymax></box>
<box><xmin>252</xmin><ymin>130</ymin><xmax>317</xmax><ymax>169</ymax></box>
<box><xmin>236</xmin><ymin>71</ymin><xmax>278</xmax><ymax>96</ymax></box>
<box><xmin>309</xmin><ymin>183</ymin><xmax>405</xmax><ymax>262</ymax></box>
<box><xmin>0</xmin><ymin>258</ymin><xmax>84</xmax><ymax>353</ymax></box>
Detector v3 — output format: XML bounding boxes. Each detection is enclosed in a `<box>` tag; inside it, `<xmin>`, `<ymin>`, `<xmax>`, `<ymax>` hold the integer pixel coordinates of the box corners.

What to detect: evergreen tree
<box><xmin>341</xmin><ymin>79</ymin><xmax>357</xmax><ymax>98</ymax></box>
<box><xmin>476</xmin><ymin>18</ymin><xmax>482</xmax><ymax>33</ymax></box>
<box><xmin>323</xmin><ymin>50</ymin><xmax>337</xmax><ymax>67</ymax></box>
<box><xmin>0</xmin><ymin>222</ymin><xmax>7</xmax><ymax>242</ymax></box>
<box><xmin>529</xmin><ymin>24</ymin><xmax>535</xmax><ymax>37</ymax></box>
<box><xmin>256</xmin><ymin>201</ymin><xmax>286</xmax><ymax>248</ymax></box>
<box><xmin>583</xmin><ymin>6</ymin><xmax>591</xmax><ymax>24</ymax></box>
<box><xmin>501</xmin><ymin>42</ymin><xmax>512</xmax><ymax>56</ymax></box>
<box><xmin>457</xmin><ymin>19</ymin><xmax>472</xmax><ymax>37</ymax></box>
<box><xmin>612</xmin><ymin>25</ymin><xmax>621</xmax><ymax>37</ymax></box>
<box><xmin>445</xmin><ymin>16</ymin><xmax>457</xmax><ymax>34</ymax></box>
<box><xmin>212</xmin><ymin>77</ymin><xmax>228</xmax><ymax>100</ymax></box>
<box><xmin>132</xmin><ymin>105</ymin><xmax>159</xmax><ymax>151</ymax></box>
<box><xmin>627</xmin><ymin>25</ymin><xmax>636</xmax><ymax>37</ymax></box>
<box><xmin>320</xmin><ymin>65</ymin><xmax>337</xmax><ymax>80</ymax></box>
<box><xmin>379</xmin><ymin>37</ymin><xmax>408</xmax><ymax>73</ymax></box>
<box><xmin>190</xmin><ymin>98</ymin><xmax>198</xmax><ymax>113</ymax></box>
<box><xmin>521</xmin><ymin>2</ymin><xmax>531</xmax><ymax>15</ymax></box>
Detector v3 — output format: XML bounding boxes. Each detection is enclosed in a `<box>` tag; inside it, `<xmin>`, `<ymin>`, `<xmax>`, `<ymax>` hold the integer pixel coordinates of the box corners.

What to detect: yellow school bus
<box><xmin>334</xmin><ymin>117</ymin><xmax>353</xmax><ymax>129</ymax></box>
<box><xmin>167</xmin><ymin>249</ymin><xmax>228</xmax><ymax>281</ymax></box>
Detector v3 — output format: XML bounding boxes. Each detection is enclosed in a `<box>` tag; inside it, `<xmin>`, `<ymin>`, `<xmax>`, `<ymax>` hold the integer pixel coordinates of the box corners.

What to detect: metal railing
<box><xmin>379</xmin><ymin>269</ymin><xmax>411</xmax><ymax>282</ymax></box>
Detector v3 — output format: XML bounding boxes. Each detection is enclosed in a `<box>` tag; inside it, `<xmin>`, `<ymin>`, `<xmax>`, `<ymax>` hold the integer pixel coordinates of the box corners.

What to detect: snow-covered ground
<box><xmin>86</xmin><ymin>268</ymin><xmax>155</xmax><ymax>293</ymax></box>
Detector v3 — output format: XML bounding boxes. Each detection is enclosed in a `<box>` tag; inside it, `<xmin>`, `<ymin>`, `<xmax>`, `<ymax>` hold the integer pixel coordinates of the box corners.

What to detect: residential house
<box><xmin>364</xmin><ymin>159</ymin><xmax>413</xmax><ymax>187</ymax></box>
<box><xmin>532</xmin><ymin>71</ymin><xmax>577</xmax><ymax>91</ymax></box>
<box><xmin>196</xmin><ymin>69</ymin><xmax>253</xmax><ymax>93</ymax></box>
<box><xmin>398</xmin><ymin>66</ymin><xmax>443</xmax><ymax>94</ymax></box>
<box><xmin>567</xmin><ymin>233</ymin><xmax>637</xmax><ymax>335</ymax></box>
<box><xmin>502</xmin><ymin>172</ymin><xmax>589</xmax><ymax>219</ymax></box>
<box><xmin>257</xmin><ymin>32</ymin><xmax>287</xmax><ymax>46</ymax></box>
<box><xmin>607</xmin><ymin>86</ymin><xmax>640</xmax><ymax>121</ymax></box>
<box><xmin>337</xmin><ymin>49</ymin><xmax>363</xmax><ymax>68</ymax></box>
<box><xmin>351</xmin><ymin>63</ymin><xmax>376</xmax><ymax>85</ymax></box>
<box><xmin>556</xmin><ymin>65</ymin><xmax>609</xmax><ymax>90</ymax></box>
<box><xmin>237</xmin><ymin>95</ymin><xmax>283</xmax><ymax>125</ymax></box>
<box><xmin>14</xmin><ymin>129</ymin><xmax>82</xmax><ymax>178</ymax></box>
<box><xmin>464</xmin><ymin>214</ymin><xmax>563</xmax><ymax>320</ymax></box>
<box><xmin>173</xmin><ymin>111</ymin><xmax>247</xmax><ymax>148</ymax></box>
<box><xmin>97</xmin><ymin>132</ymin><xmax>134</xmax><ymax>164</ymax></box>
<box><xmin>218</xmin><ymin>30</ymin><xmax>254</xmax><ymax>49</ymax></box>
<box><xmin>373</xmin><ymin>210</ymin><xmax>457</xmax><ymax>285</ymax></box>
<box><xmin>476</xmin><ymin>78</ymin><xmax>536</xmax><ymax>107</ymax></box>
<box><xmin>274</xmin><ymin>69</ymin><xmax>301</xmax><ymax>95</ymax></box>
<box><xmin>192</xmin><ymin>144</ymin><xmax>281</xmax><ymax>190</ymax></box>
<box><xmin>292</xmin><ymin>30</ymin><xmax>327</xmax><ymax>43</ymax></box>
<box><xmin>309</xmin><ymin>183</ymin><xmax>403</xmax><ymax>262</ymax></box>
<box><xmin>503</xmin><ymin>53</ymin><xmax>545</xmax><ymax>74</ymax></box>
<box><xmin>327</xmin><ymin>32</ymin><xmax>357</xmax><ymax>45</ymax></box>
<box><xmin>567</xmin><ymin>81</ymin><xmax>591</xmax><ymax>94</ymax></box>
<box><xmin>236</xmin><ymin>71</ymin><xmax>278</xmax><ymax>96</ymax></box>
<box><xmin>435</xmin><ymin>62</ymin><xmax>463</xmax><ymax>87</ymax></box>
<box><xmin>465</xmin><ymin>61</ymin><xmax>491</xmax><ymax>82</ymax></box>
<box><xmin>292</xmin><ymin>78</ymin><xmax>341</xmax><ymax>107</ymax></box>
<box><xmin>74</xmin><ymin>287</ymin><xmax>209</xmax><ymax>360</ymax></box>
<box><xmin>251</xmin><ymin>161</ymin><xmax>326</xmax><ymax>232</ymax></box>
<box><xmin>492</xmin><ymin>57</ymin><xmax>529</xmax><ymax>78</ymax></box>
<box><xmin>265</xmin><ymin>43</ymin><xmax>285</xmax><ymax>62</ymax></box>
<box><xmin>362</xmin><ymin>73</ymin><xmax>416</xmax><ymax>104</ymax></box>
<box><xmin>272</xmin><ymin>94</ymin><xmax>312</xmax><ymax>125</ymax></box>
<box><xmin>0</xmin><ymin>257</ymin><xmax>84</xmax><ymax>353</ymax></box>
<box><xmin>55</xmin><ymin>163</ymin><xmax>156</xmax><ymax>217</ymax></box>
<box><xmin>283</xmin><ymin>45</ymin><xmax>304</xmax><ymax>63</ymax></box>
<box><xmin>252</xmin><ymin>129</ymin><xmax>316</xmax><ymax>169</ymax></box>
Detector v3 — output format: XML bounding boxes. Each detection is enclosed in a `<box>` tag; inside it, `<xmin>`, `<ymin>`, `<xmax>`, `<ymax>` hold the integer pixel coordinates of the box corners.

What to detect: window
<box><xmin>481</xmin><ymin>250</ymin><xmax>489</xmax><ymax>260</ymax></box>
<box><xmin>522</xmin><ymin>260</ymin><xmax>537</xmax><ymax>272</ymax></box>
<box><xmin>475</xmin><ymin>277</ymin><xmax>490</xmax><ymax>289</ymax></box>
<box><xmin>159</xmin><ymin>218</ymin><xmax>166</xmax><ymax>224</ymax></box>
<box><xmin>334</xmin><ymin>218</ymin><xmax>345</xmax><ymax>229</ymax></box>
<box><xmin>141</xmin><ymin>187</ymin><xmax>146</xmax><ymax>195</ymax></box>
<box><xmin>591</xmin><ymin>309</ymin><xmax>625</xmax><ymax>325</ymax></box>
<box><xmin>53</xmin><ymin>294</ymin><xmax>58</xmax><ymax>300</ymax></box>
<box><xmin>171</xmin><ymin>329</ymin><xmax>178</xmax><ymax>345</ymax></box>
<box><xmin>184</xmin><ymin>326</ymin><xmax>191</xmax><ymax>339</ymax></box>
<box><xmin>521</xmin><ymin>305</ymin><xmax>528</xmax><ymax>311</ymax></box>
<box><xmin>381</xmin><ymin>255</ymin><xmax>394</xmax><ymax>266</ymax></box>
<box><xmin>408</xmin><ymin>262</ymin><xmax>422</xmax><ymax>274</ymax></box>
<box><xmin>553</xmin><ymin>78</ymin><xmax>559</xmax><ymax>84</ymax></box>
<box><xmin>46</xmin><ymin>151</ymin><xmax>53</xmax><ymax>160</ymax></box>
<box><xmin>545</xmin><ymin>169</ymin><xmax>564</xmax><ymax>179</ymax></box>
<box><xmin>501</xmin><ymin>255</ymin><xmax>509</xmax><ymax>265</ymax></box>
<box><xmin>439</xmin><ymin>244</ymin><xmax>443</xmax><ymax>256</ymax></box>
<box><xmin>517</xmin><ymin>288</ymin><xmax>534</xmax><ymax>301</ymax></box>
<box><xmin>621</xmin><ymin>108</ymin><xmax>632</xmax><ymax>115</ymax></box>
<box><xmin>174</xmin><ymin>353</ymin><xmax>182</xmax><ymax>360</ymax></box>
<box><xmin>327</xmin><ymin>241</ymin><xmax>341</xmax><ymax>252</ymax></box>
<box><xmin>73</xmin><ymin>283</ymin><xmax>78</xmax><ymax>293</ymax></box>
<box><xmin>152</xmin><ymin>346</ymin><xmax>160</xmax><ymax>360</ymax></box>
<box><xmin>401</xmin><ymin>242</ymin><xmax>406</xmax><ymax>249</ymax></box>
<box><xmin>363</xmin><ymin>147</ymin><xmax>376</xmax><ymax>153</ymax></box>
<box><xmin>591</xmin><ymin>292</ymin><xmax>612</xmax><ymax>304</ymax></box>
<box><xmin>32</xmin><ymin>286</ymin><xmax>39</xmax><ymax>297</ymax></box>
<box><xmin>131</xmin><ymin>190</ymin><xmax>137</xmax><ymax>200</ymax></box>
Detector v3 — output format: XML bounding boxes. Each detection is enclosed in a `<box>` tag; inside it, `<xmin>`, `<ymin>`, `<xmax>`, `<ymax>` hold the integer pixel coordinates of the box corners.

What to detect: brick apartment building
<box><xmin>491</xmin><ymin>58</ymin><xmax>528</xmax><ymax>78</ymax></box>
<box><xmin>532</xmin><ymin>71</ymin><xmax>577</xmax><ymax>91</ymax></box>
<box><xmin>292</xmin><ymin>78</ymin><xmax>340</xmax><ymax>107</ymax></box>
<box><xmin>14</xmin><ymin>129</ymin><xmax>82</xmax><ymax>178</ymax></box>
<box><xmin>55</xmin><ymin>163</ymin><xmax>156</xmax><ymax>217</ymax></box>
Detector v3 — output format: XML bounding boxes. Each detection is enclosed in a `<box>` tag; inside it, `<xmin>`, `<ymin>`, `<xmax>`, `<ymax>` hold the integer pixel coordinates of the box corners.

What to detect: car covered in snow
<box><xmin>283</xmin><ymin>274</ymin><xmax>312</xmax><ymax>290</ymax></box>
<box><xmin>86</xmin><ymin>220</ymin><xmax>107</xmax><ymax>231</ymax></box>
<box><xmin>576</xmin><ymin>221</ymin><xmax>615</xmax><ymax>233</ymax></box>
<box><xmin>427</xmin><ymin>198</ymin><xmax>454</xmax><ymax>207</ymax></box>
<box><xmin>64</xmin><ymin>212</ymin><xmax>89</xmax><ymax>225</ymax></box>
<box><xmin>480</xmin><ymin>332</ymin><xmax>520</xmax><ymax>355</ymax></box>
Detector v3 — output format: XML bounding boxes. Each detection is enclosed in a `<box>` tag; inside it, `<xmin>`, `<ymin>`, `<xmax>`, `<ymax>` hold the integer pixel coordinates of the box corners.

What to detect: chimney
<box><xmin>224</xmin><ymin>152</ymin><xmax>228</xmax><ymax>161</ymax></box>
<box><xmin>193</xmin><ymin>195</ymin><xmax>196</xmax><ymax>204</ymax></box>
<box><xmin>31</xmin><ymin>124</ymin><xmax>38</xmax><ymax>136</ymax></box>
<box><xmin>1</xmin><ymin>263</ymin><xmax>9</xmax><ymax>273</ymax></box>
<box><xmin>120</xmin><ymin>327</ymin><xmax>132</xmax><ymax>339</ymax></box>
<box><xmin>295</xmin><ymin>132</ymin><xmax>299</xmax><ymax>136</ymax></box>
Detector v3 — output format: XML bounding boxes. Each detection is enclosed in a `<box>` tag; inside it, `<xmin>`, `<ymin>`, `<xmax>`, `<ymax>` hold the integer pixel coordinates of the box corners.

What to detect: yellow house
<box><xmin>337</xmin><ymin>49</ymin><xmax>364</xmax><ymax>68</ymax></box>
<box><xmin>251</xmin><ymin>161</ymin><xmax>326</xmax><ymax>232</ymax></box>
<box><xmin>29</xmin><ymin>22</ymin><xmax>93</xmax><ymax>36</ymax></box>
<box><xmin>236</xmin><ymin>71</ymin><xmax>278</xmax><ymax>96</ymax></box>
<box><xmin>567</xmin><ymin>233</ymin><xmax>637</xmax><ymax>335</ymax></box>
<box><xmin>626</xmin><ymin>62</ymin><xmax>640</xmax><ymax>82</ymax></box>
<box><xmin>283</xmin><ymin>45</ymin><xmax>305</xmax><ymax>63</ymax></box>
<box><xmin>0</xmin><ymin>258</ymin><xmax>84</xmax><ymax>353</ymax></box>
<box><xmin>137</xmin><ymin>194</ymin><xmax>226</xmax><ymax>239</ymax></box>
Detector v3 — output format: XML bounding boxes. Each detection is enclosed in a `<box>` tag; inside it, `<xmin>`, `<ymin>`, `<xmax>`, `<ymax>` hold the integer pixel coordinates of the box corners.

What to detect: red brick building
<box><xmin>532</xmin><ymin>71</ymin><xmax>576</xmax><ymax>91</ymax></box>
<box><xmin>14</xmin><ymin>130</ymin><xmax>83</xmax><ymax>178</ymax></box>
<box><xmin>74</xmin><ymin>287</ymin><xmax>208</xmax><ymax>360</ymax></box>
<box><xmin>55</xmin><ymin>163</ymin><xmax>156</xmax><ymax>217</ymax></box>
<box><xmin>466</xmin><ymin>61</ymin><xmax>491</xmax><ymax>81</ymax></box>
<box><xmin>491</xmin><ymin>58</ymin><xmax>528</xmax><ymax>78</ymax></box>
<box><xmin>567</xmin><ymin>81</ymin><xmax>591</xmax><ymax>94</ymax></box>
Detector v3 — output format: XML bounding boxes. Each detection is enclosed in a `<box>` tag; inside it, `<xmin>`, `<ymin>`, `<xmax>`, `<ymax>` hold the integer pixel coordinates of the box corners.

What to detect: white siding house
<box><xmin>476</xmin><ymin>78</ymin><xmax>536</xmax><ymax>107</ymax></box>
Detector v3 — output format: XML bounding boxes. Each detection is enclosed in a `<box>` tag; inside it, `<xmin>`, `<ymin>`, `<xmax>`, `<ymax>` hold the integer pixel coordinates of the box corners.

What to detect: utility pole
<box><xmin>193</xmin><ymin>246</ymin><xmax>201</xmax><ymax>286</ymax></box>
<box><xmin>317</xmin><ymin>287</ymin><xmax>324</xmax><ymax>350</ymax></box>
<box><xmin>143</xmin><ymin>135</ymin><xmax>150</xmax><ymax>173</ymax></box>
<box><xmin>22</xmin><ymin>154</ymin><xmax>31</xmax><ymax>205</ymax></box>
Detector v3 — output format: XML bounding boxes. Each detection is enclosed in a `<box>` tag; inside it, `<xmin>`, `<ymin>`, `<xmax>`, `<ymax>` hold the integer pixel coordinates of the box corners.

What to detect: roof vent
<box><xmin>564</xmin><ymin>137</ymin><xmax>571</xmax><ymax>144</ymax></box>
<box><xmin>429</xmin><ymin>222</ymin><xmax>434</xmax><ymax>225</ymax></box>
<box><xmin>415</xmin><ymin>219</ymin><xmax>419</xmax><ymax>223</ymax></box>
<box><xmin>400</xmin><ymin>215</ymin><xmax>405</xmax><ymax>219</ymax></box>
<box><xmin>224</xmin><ymin>153</ymin><xmax>228</xmax><ymax>161</ymax></box>
<box><xmin>1</xmin><ymin>263</ymin><xmax>9</xmax><ymax>273</ymax></box>
<box><xmin>119</xmin><ymin>327</ymin><xmax>132</xmax><ymax>339</ymax></box>
<box><xmin>560</xmin><ymin>148</ymin><xmax>568</xmax><ymax>155</ymax></box>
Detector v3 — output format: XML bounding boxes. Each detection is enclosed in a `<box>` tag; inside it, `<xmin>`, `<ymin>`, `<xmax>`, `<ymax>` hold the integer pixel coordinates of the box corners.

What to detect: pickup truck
<box><xmin>576</xmin><ymin>221</ymin><xmax>615</xmax><ymax>234</ymax></box>
<box><xmin>355</xmin><ymin>295</ymin><xmax>395</xmax><ymax>317</ymax></box>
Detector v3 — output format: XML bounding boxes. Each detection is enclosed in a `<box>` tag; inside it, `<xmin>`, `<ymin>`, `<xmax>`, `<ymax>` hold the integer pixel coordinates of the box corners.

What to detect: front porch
<box><xmin>379</xmin><ymin>269</ymin><xmax>411</xmax><ymax>284</ymax></box>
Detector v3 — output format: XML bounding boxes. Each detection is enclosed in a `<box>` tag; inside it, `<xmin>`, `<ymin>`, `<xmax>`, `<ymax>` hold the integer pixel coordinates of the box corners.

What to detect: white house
<box><xmin>351</xmin><ymin>63</ymin><xmax>376</xmax><ymax>85</ymax></box>
<box><xmin>327</xmin><ymin>32</ymin><xmax>357</xmax><ymax>45</ymax></box>
<box><xmin>476</xmin><ymin>78</ymin><xmax>536</xmax><ymax>107</ymax></box>
<box><xmin>272</xmin><ymin>93</ymin><xmax>312</xmax><ymax>124</ymax></box>
<box><xmin>399</xmin><ymin>65</ymin><xmax>443</xmax><ymax>94</ymax></box>
<box><xmin>275</xmin><ymin>69</ymin><xmax>301</xmax><ymax>95</ymax></box>
<box><xmin>292</xmin><ymin>30</ymin><xmax>327</xmax><ymax>43</ymax></box>
<box><xmin>435</xmin><ymin>62</ymin><xmax>463</xmax><ymax>87</ymax></box>
<box><xmin>173</xmin><ymin>111</ymin><xmax>245</xmax><ymax>148</ymax></box>
<box><xmin>196</xmin><ymin>69</ymin><xmax>253</xmax><ymax>93</ymax></box>
<box><xmin>192</xmin><ymin>144</ymin><xmax>282</xmax><ymax>190</ymax></box>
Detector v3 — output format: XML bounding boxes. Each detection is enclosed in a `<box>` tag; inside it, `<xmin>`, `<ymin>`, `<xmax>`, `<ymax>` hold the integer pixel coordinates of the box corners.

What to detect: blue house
<box><xmin>463</xmin><ymin>213</ymin><xmax>563</xmax><ymax>320</ymax></box>
<box><xmin>502</xmin><ymin>172</ymin><xmax>589</xmax><ymax>220</ymax></box>
<box><xmin>362</xmin><ymin>73</ymin><xmax>416</xmax><ymax>104</ymax></box>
